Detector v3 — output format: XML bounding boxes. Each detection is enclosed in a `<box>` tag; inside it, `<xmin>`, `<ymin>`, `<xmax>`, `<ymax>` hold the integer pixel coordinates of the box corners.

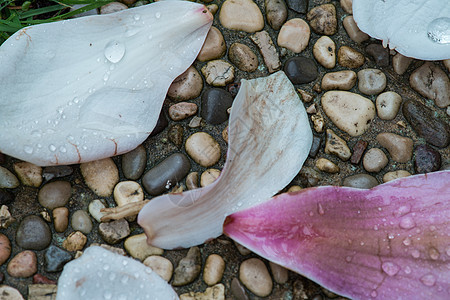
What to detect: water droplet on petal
<box><xmin>104</xmin><ymin>41</ymin><xmax>125</xmax><ymax>63</ymax></box>
<box><xmin>104</xmin><ymin>291</ymin><xmax>112</xmax><ymax>299</ymax></box>
<box><xmin>388</xmin><ymin>233</ymin><xmax>395</xmax><ymax>239</ymax></box>
<box><xmin>394</xmin><ymin>205</ymin><xmax>411</xmax><ymax>217</ymax></box>
<box><xmin>404</xmin><ymin>266</ymin><xmax>411</xmax><ymax>274</ymax></box>
<box><xmin>446</xmin><ymin>245</ymin><xmax>450</xmax><ymax>257</ymax></box>
<box><xmin>133</xmin><ymin>14</ymin><xmax>140</xmax><ymax>21</ymax></box>
<box><xmin>121</xmin><ymin>275</ymin><xmax>129</xmax><ymax>284</ymax></box>
<box><xmin>23</xmin><ymin>145</ymin><xmax>33</xmax><ymax>154</ymax></box>
<box><xmin>370</xmin><ymin>290</ymin><xmax>377</xmax><ymax>298</ymax></box>
<box><xmin>382</xmin><ymin>262</ymin><xmax>400</xmax><ymax>276</ymax></box>
<box><xmin>148</xmin><ymin>34</ymin><xmax>153</xmax><ymax>40</ymax></box>
<box><xmin>429</xmin><ymin>247</ymin><xmax>440</xmax><ymax>260</ymax></box>
<box><xmin>59</xmin><ymin>146</ymin><xmax>67</xmax><ymax>153</ymax></box>
<box><xmin>411</xmin><ymin>249</ymin><xmax>420</xmax><ymax>258</ymax></box>
<box><xmin>373</xmin><ymin>225</ymin><xmax>379</xmax><ymax>231</ymax></box>
<box><xmin>345</xmin><ymin>256</ymin><xmax>352</xmax><ymax>262</ymax></box>
<box><xmin>399</xmin><ymin>216</ymin><xmax>415</xmax><ymax>229</ymax></box>
<box><xmin>420</xmin><ymin>274</ymin><xmax>436</xmax><ymax>286</ymax></box>
<box><xmin>403</xmin><ymin>237</ymin><xmax>412</xmax><ymax>246</ymax></box>
<box><xmin>317</xmin><ymin>203</ymin><xmax>325</xmax><ymax>215</ymax></box>
<box><xmin>49</xmin><ymin>144</ymin><xmax>56</xmax><ymax>152</ymax></box>
<box><xmin>427</xmin><ymin>17</ymin><xmax>450</xmax><ymax>44</ymax></box>
<box><xmin>155</xmin><ymin>12</ymin><xmax>161</xmax><ymax>18</ymax></box>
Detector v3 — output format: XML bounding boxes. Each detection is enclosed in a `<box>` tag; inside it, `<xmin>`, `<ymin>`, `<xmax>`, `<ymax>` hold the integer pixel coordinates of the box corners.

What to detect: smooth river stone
<box><xmin>321</xmin><ymin>70</ymin><xmax>356</xmax><ymax>90</ymax></box>
<box><xmin>167</xmin><ymin>66</ymin><xmax>203</xmax><ymax>101</ymax></box>
<box><xmin>343</xmin><ymin>16</ymin><xmax>369</xmax><ymax>43</ymax></box>
<box><xmin>307</xmin><ymin>4</ymin><xmax>337</xmax><ymax>35</ymax></box>
<box><xmin>265</xmin><ymin>0</ymin><xmax>287</xmax><ymax>30</ymax></box>
<box><xmin>376</xmin><ymin>91</ymin><xmax>402</xmax><ymax>120</ymax></box>
<box><xmin>13</xmin><ymin>162</ymin><xmax>42</xmax><ymax>187</ymax></box>
<box><xmin>228</xmin><ymin>43</ymin><xmax>258</xmax><ymax>72</ymax></box>
<box><xmin>121</xmin><ymin>144</ymin><xmax>146</xmax><ymax>180</ymax></box>
<box><xmin>313</xmin><ymin>36</ymin><xmax>336</xmax><ymax>69</ymax></box>
<box><xmin>277</xmin><ymin>18</ymin><xmax>310</xmax><ymax>53</ymax></box>
<box><xmin>16</xmin><ymin>215</ymin><xmax>52</xmax><ymax>250</ymax></box>
<box><xmin>201</xmin><ymin>88</ymin><xmax>234</xmax><ymax>125</ymax></box>
<box><xmin>142</xmin><ymin>153</ymin><xmax>191</xmax><ymax>196</ymax></box>
<box><xmin>80</xmin><ymin>158</ymin><xmax>119</xmax><ymax>197</ymax></box>
<box><xmin>343</xmin><ymin>174</ymin><xmax>378</xmax><ymax>189</ymax></box>
<box><xmin>197</xmin><ymin>26</ymin><xmax>227</xmax><ymax>62</ymax></box>
<box><xmin>219</xmin><ymin>0</ymin><xmax>264</xmax><ymax>33</ymax></box>
<box><xmin>284</xmin><ymin>57</ymin><xmax>318</xmax><ymax>84</ymax></box>
<box><xmin>357</xmin><ymin>68</ymin><xmax>387</xmax><ymax>95</ymax></box>
<box><xmin>250</xmin><ymin>31</ymin><xmax>281</xmax><ymax>73</ymax></box>
<box><xmin>201</xmin><ymin>60</ymin><xmax>235</xmax><ymax>87</ymax></box>
<box><xmin>38</xmin><ymin>181</ymin><xmax>71</xmax><ymax>210</ymax></box>
<box><xmin>376</xmin><ymin>133</ymin><xmax>413</xmax><ymax>163</ymax></box>
<box><xmin>337</xmin><ymin>46</ymin><xmax>364</xmax><ymax>69</ymax></box>
<box><xmin>321</xmin><ymin>91</ymin><xmax>375</xmax><ymax>136</ymax></box>
<box><xmin>239</xmin><ymin>258</ymin><xmax>273</xmax><ymax>297</ymax></box>
<box><xmin>185</xmin><ymin>132</ymin><xmax>221</xmax><ymax>167</ymax></box>
<box><xmin>0</xmin><ymin>166</ymin><xmax>19</xmax><ymax>189</ymax></box>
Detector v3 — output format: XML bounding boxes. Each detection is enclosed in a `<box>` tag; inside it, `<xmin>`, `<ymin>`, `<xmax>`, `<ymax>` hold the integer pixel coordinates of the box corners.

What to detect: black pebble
<box><xmin>284</xmin><ymin>57</ymin><xmax>318</xmax><ymax>85</ymax></box>
<box><xmin>201</xmin><ymin>88</ymin><xmax>234</xmax><ymax>125</ymax></box>
<box><xmin>414</xmin><ymin>144</ymin><xmax>441</xmax><ymax>174</ymax></box>
<box><xmin>150</xmin><ymin>109</ymin><xmax>168</xmax><ymax>137</ymax></box>
<box><xmin>285</xmin><ymin>0</ymin><xmax>308</xmax><ymax>13</ymax></box>
<box><xmin>366</xmin><ymin>44</ymin><xmax>389</xmax><ymax>67</ymax></box>
<box><xmin>16</xmin><ymin>215</ymin><xmax>52</xmax><ymax>250</ymax></box>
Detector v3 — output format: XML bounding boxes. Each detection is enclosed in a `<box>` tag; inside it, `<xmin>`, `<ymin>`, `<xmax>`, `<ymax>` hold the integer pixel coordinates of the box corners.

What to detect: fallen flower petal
<box><xmin>56</xmin><ymin>246</ymin><xmax>178</xmax><ymax>300</ymax></box>
<box><xmin>0</xmin><ymin>1</ymin><xmax>212</xmax><ymax>166</ymax></box>
<box><xmin>224</xmin><ymin>171</ymin><xmax>450</xmax><ymax>300</ymax></box>
<box><xmin>353</xmin><ymin>0</ymin><xmax>450</xmax><ymax>60</ymax></box>
<box><xmin>138</xmin><ymin>71</ymin><xmax>312</xmax><ymax>249</ymax></box>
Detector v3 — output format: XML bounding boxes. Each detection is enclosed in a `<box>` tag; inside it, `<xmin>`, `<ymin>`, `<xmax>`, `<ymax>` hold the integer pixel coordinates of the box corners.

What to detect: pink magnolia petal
<box><xmin>224</xmin><ymin>171</ymin><xmax>450</xmax><ymax>300</ymax></box>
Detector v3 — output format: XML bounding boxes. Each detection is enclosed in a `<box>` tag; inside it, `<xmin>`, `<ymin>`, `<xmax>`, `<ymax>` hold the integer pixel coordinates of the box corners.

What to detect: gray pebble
<box><xmin>16</xmin><ymin>215</ymin><xmax>52</xmax><ymax>250</ymax></box>
<box><xmin>357</xmin><ymin>69</ymin><xmax>387</xmax><ymax>95</ymax></box>
<box><xmin>284</xmin><ymin>56</ymin><xmax>318</xmax><ymax>84</ymax></box>
<box><xmin>98</xmin><ymin>218</ymin><xmax>130</xmax><ymax>244</ymax></box>
<box><xmin>38</xmin><ymin>181</ymin><xmax>71</xmax><ymax>210</ymax></box>
<box><xmin>71</xmin><ymin>210</ymin><xmax>93</xmax><ymax>234</ymax></box>
<box><xmin>307</xmin><ymin>4</ymin><xmax>337</xmax><ymax>35</ymax></box>
<box><xmin>44</xmin><ymin>245</ymin><xmax>72</xmax><ymax>272</ymax></box>
<box><xmin>0</xmin><ymin>167</ymin><xmax>19</xmax><ymax>189</ymax></box>
<box><xmin>265</xmin><ymin>0</ymin><xmax>288</xmax><ymax>30</ymax></box>
<box><xmin>414</xmin><ymin>144</ymin><xmax>441</xmax><ymax>174</ymax></box>
<box><xmin>121</xmin><ymin>145</ymin><xmax>146</xmax><ymax>180</ymax></box>
<box><xmin>343</xmin><ymin>174</ymin><xmax>378</xmax><ymax>189</ymax></box>
<box><xmin>172</xmin><ymin>246</ymin><xmax>201</xmax><ymax>286</ymax></box>
<box><xmin>201</xmin><ymin>88</ymin><xmax>234</xmax><ymax>125</ymax></box>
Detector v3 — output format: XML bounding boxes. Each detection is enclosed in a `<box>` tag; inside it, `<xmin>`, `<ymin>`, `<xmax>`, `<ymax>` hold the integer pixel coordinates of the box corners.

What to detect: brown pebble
<box><xmin>392</xmin><ymin>53</ymin><xmax>413</xmax><ymax>75</ymax></box>
<box><xmin>167</xmin><ymin>66</ymin><xmax>203</xmax><ymax>101</ymax></box>
<box><xmin>0</xmin><ymin>233</ymin><xmax>11</xmax><ymax>266</ymax></box>
<box><xmin>376</xmin><ymin>133</ymin><xmax>413</xmax><ymax>163</ymax></box>
<box><xmin>269</xmin><ymin>262</ymin><xmax>289</xmax><ymax>284</ymax></box>
<box><xmin>239</xmin><ymin>258</ymin><xmax>273</xmax><ymax>297</ymax></box>
<box><xmin>228</xmin><ymin>43</ymin><xmax>258</xmax><ymax>72</ymax></box>
<box><xmin>383</xmin><ymin>170</ymin><xmax>411</xmax><ymax>183</ymax></box>
<box><xmin>62</xmin><ymin>231</ymin><xmax>87</xmax><ymax>252</ymax></box>
<box><xmin>200</xmin><ymin>169</ymin><xmax>221</xmax><ymax>187</ymax></box>
<box><xmin>186</xmin><ymin>172</ymin><xmax>199</xmax><ymax>190</ymax></box>
<box><xmin>343</xmin><ymin>16</ymin><xmax>369</xmax><ymax>43</ymax></box>
<box><xmin>13</xmin><ymin>162</ymin><xmax>42</xmax><ymax>187</ymax></box>
<box><xmin>324</xmin><ymin>129</ymin><xmax>351</xmax><ymax>161</ymax></box>
<box><xmin>197</xmin><ymin>26</ymin><xmax>226</xmax><ymax>62</ymax></box>
<box><xmin>33</xmin><ymin>274</ymin><xmax>57</xmax><ymax>285</ymax></box>
<box><xmin>350</xmin><ymin>140</ymin><xmax>368</xmax><ymax>164</ymax></box>
<box><xmin>297</xmin><ymin>89</ymin><xmax>314</xmax><ymax>102</ymax></box>
<box><xmin>203</xmin><ymin>254</ymin><xmax>225</xmax><ymax>286</ymax></box>
<box><xmin>53</xmin><ymin>207</ymin><xmax>69</xmax><ymax>233</ymax></box>
<box><xmin>7</xmin><ymin>250</ymin><xmax>37</xmax><ymax>278</ymax></box>
<box><xmin>338</xmin><ymin>46</ymin><xmax>365</xmax><ymax>69</ymax></box>
<box><xmin>363</xmin><ymin>148</ymin><xmax>388</xmax><ymax>173</ymax></box>
<box><xmin>307</xmin><ymin>4</ymin><xmax>337</xmax><ymax>35</ymax></box>
<box><xmin>169</xmin><ymin>102</ymin><xmax>198</xmax><ymax>121</ymax></box>
<box><xmin>315</xmin><ymin>158</ymin><xmax>339</xmax><ymax>173</ymax></box>
<box><xmin>321</xmin><ymin>70</ymin><xmax>357</xmax><ymax>90</ymax></box>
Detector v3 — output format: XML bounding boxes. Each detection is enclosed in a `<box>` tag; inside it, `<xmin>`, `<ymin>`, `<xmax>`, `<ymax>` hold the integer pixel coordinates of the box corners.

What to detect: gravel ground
<box><xmin>0</xmin><ymin>0</ymin><xmax>449</xmax><ymax>299</ymax></box>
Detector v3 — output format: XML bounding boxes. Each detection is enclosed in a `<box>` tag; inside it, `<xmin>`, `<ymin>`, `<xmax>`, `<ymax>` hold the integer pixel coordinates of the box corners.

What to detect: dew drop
<box><xmin>429</xmin><ymin>247</ymin><xmax>440</xmax><ymax>260</ymax></box>
<box><xmin>411</xmin><ymin>249</ymin><xmax>420</xmax><ymax>258</ymax></box>
<box><xmin>308</xmin><ymin>211</ymin><xmax>314</xmax><ymax>217</ymax></box>
<box><xmin>373</xmin><ymin>225</ymin><xmax>379</xmax><ymax>231</ymax></box>
<box><xmin>399</xmin><ymin>216</ymin><xmax>415</xmax><ymax>229</ymax></box>
<box><xmin>382</xmin><ymin>262</ymin><xmax>400</xmax><ymax>276</ymax></box>
<box><xmin>317</xmin><ymin>203</ymin><xmax>325</xmax><ymax>215</ymax></box>
<box><xmin>122</xmin><ymin>260</ymin><xmax>128</xmax><ymax>266</ymax></box>
<box><xmin>59</xmin><ymin>146</ymin><xmax>67</xmax><ymax>153</ymax></box>
<box><xmin>104</xmin><ymin>40</ymin><xmax>126</xmax><ymax>63</ymax></box>
<box><xmin>103</xmin><ymin>264</ymin><xmax>110</xmax><ymax>271</ymax></box>
<box><xmin>403</xmin><ymin>237</ymin><xmax>412</xmax><ymax>246</ymax></box>
<box><xmin>23</xmin><ymin>145</ymin><xmax>33</xmax><ymax>154</ymax></box>
<box><xmin>427</xmin><ymin>17</ymin><xmax>450</xmax><ymax>44</ymax></box>
<box><xmin>388</xmin><ymin>233</ymin><xmax>395</xmax><ymax>240</ymax></box>
<box><xmin>133</xmin><ymin>14</ymin><xmax>140</xmax><ymax>21</ymax></box>
<box><xmin>80</xmin><ymin>288</ymin><xmax>87</xmax><ymax>296</ymax></box>
<box><xmin>237</xmin><ymin>201</ymin><xmax>243</xmax><ymax>207</ymax></box>
<box><xmin>404</xmin><ymin>266</ymin><xmax>411</xmax><ymax>274</ymax></box>
<box><xmin>155</xmin><ymin>12</ymin><xmax>161</xmax><ymax>18</ymax></box>
<box><xmin>49</xmin><ymin>144</ymin><xmax>56</xmax><ymax>152</ymax></box>
<box><xmin>148</xmin><ymin>34</ymin><xmax>153</xmax><ymax>40</ymax></box>
<box><xmin>109</xmin><ymin>64</ymin><xmax>115</xmax><ymax>71</ymax></box>
<box><xmin>103</xmin><ymin>73</ymin><xmax>110</xmax><ymax>82</ymax></box>
<box><xmin>103</xmin><ymin>291</ymin><xmax>112</xmax><ymax>299</ymax></box>
<box><xmin>420</xmin><ymin>273</ymin><xmax>436</xmax><ymax>286</ymax></box>
<box><xmin>394</xmin><ymin>205</ymin><xmax>410</xmax><ymax>217</ymax></box>
<box><xmin>345</xmin><ymin>256</ymin><xmax>352</xmax><ymax>262</ymax></box>
<box><xmin>446</xmin><ymin>245</ymin><xmax>450</xmax><ymax>257</ymax></box>
<box><xmin>370</xmin><ymin>290</ymin><xmax>377</xmax><ymax>298</ymax></box>
<box><xmin>121</xmin><ymin>275</ymin><xmax>129</xmax><ymax>284</ymax></box>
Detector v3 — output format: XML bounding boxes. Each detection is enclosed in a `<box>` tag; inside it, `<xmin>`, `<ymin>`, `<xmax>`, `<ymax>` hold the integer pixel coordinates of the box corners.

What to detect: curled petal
<box><xmin>138</xmin><ymin>71</ymin><xmax>312</xmax><ymax>249</ymax></box>
<box><xmin>0</xmin><ymin>1</ymin><xmax>212</xmax><ymax>166</ymax></box>
<box><xmin>224</xmin><ymin>171</ymin><xmax>450</xmax><ymax>300</ymax></box>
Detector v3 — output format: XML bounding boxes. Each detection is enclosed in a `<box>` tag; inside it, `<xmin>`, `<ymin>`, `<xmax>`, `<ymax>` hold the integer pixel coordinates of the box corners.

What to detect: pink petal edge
<box><xmin>224</xmin><ymin>171</ymin><xmax>450</xmax><ymax>300</ymax></box>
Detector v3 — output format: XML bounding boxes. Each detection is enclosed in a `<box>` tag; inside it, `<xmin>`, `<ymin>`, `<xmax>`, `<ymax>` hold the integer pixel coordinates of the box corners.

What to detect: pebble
<box><xmin>180</xmin><ymin>284</ymin><xmax>225</xmax><ymax>300</ymax></box>
<box><xmin>186</xmin><ymin>172</ymin><xmax>199</xmax><ymax>190</ymax></box>
<box><xmin>265</xmin><ymin>0</ymin><xmax>288</xmax><ymax>30</ymax></box>
<box><xmin>71</xmin><ymin>210</ymin><xmax>93</xmax><ymax>234</ymax></box>
<box><xmin>16</xmin><ymin>215</ymin><xmax>51</xmax><ymax>250</ymax></box>
<box><xmin>1</xmin><ymin>286</ymin><xmax>24</xmax><ymax>300</ymax></box>
<box><xmin>38</xmin><ymin>181</ymin><xmax>71</xmax><ymax>210</ymax></box>
<box><xmin>362</xmin><ymin>148</ymin><xmax>388</xmax><ymax>172</ymax></box>
<box><xmin>0</xmin><ymin>189</ymin><xmax>14</xmax><ymax>205</ymax></box>
<box><xmin>250</xmin><ymin>31</ymin><xmax>281</xmax><ymax>73</ymax></box>
<box><xmin>311</xmin><ymin>113</ymin><xmax>324</xmax><ymax>133</ymax></box>
<box><xmin>444</xmin><ymin>59</ymin><xmax>450</xmax><ymax>72</ymax></box>
<box><xmin>142</xmin><ymin>153</ymin><xmax>191</xmax><ymax>196</ymax></box>
<box><xmin>286</xmin><ymin>0</ymin><xmax>308</xmax><ymax>13</ymax></box>
<box><xmin>0</xmin><ymin>166</ymin><xmax>19</xmax><ymax>188</ymax></box>
<box><xmin>337</xmin><ymin>46</ymin><xmax>365</xmax><ymax>68</ymax></box>
<box><xmin>392</xmin><ymin>53</ymin><xmax>413</xmax><ymax>75</ymax></box>
<box><xmin>343</xmin><ymin>174</ymin><xmax>378</xmax><ymax>189</ymax></box>
<box><xmin>409</xmin><ymin>62</ymin><xmax>450</xmax><ymax>108</ymax></box>
<box><xmin>7</xmin><ymin>251</ymin><xmax>37</xmax><ymax>278</ymax></box>
<box><xmin>167</xmin><ymin>66</ymin><xmax>203</xmax><ymax>101</ymax></box>
<box><xmin>309</xmin><ymin>135</ymin><xmax>322</xmax><ymax>158</ymax></box>
<box><xmin>376</xmin><ymin>133</ymin><xmax>413</xmax><ymax>163</ymax></box>
<box><xmin>122</xmin><ymin>145</ymin><xmax>146</xmax><ymax>180</ymax></box>
<box><xmin>0</xmin><ymin>233</ymin><xmax>11</xmax><ymax>266</ymax></box>
<box><xmin>315</xmin><ymin>158</ymin><xmax>339</xmax><ymax>173</ymax></box>
<box><xmin>143</xmin><ymin>255</ymin><xmax>173</xmax><ymax>281</ymax></box>
<box><xmin>366</xmin><ymin>44</ymin><xmax>389</xmax><ymax>67</ymax></box>
<box><xmin>201</xmin><ymin>60</ymin><xmax>235</xmax><ymax>87</ymax></box>
<box><xmin>376</xmin><ymin>91</ymin><xmax>402</xmax><ymax>120</ymax></box>
<box><xmin>172</xmin><ymin>247</ymin><xmax>202</xmax><ymax>286</ymax></box>
<box><xmin>324</xmin><ymin>129</ymin><xmax>352</xmax><ymax>161</ymax></box>
<box><xmin>414</xmin><ymin>144</ymin><xmax>441</xmax><ymax>174</ymax></box>
<box><xmin>168</xmin><ymin>124</ymin><xmax>184</xmax><ymax>147</ymax></box>
<box><xmin>307</xmin><ymin>4</ymin><xmax>337</xmax><ymax>35</ymax></box>
<box><xmin>219</xmin><ymin>0</ymin><xmax>264</xmax><ymax>33</ymax></box>
<box><xmin>62</xmin><ymin>231</ymin><xmax>87</xmax><ymax>251</ymax></box>
<box><xmin>269</xmin><ymin>262</ymin><xmax>289</xmax><ymax>284</ymax></box>
<box><xmin>113</xmin><ymin>181</ymin><xmax>143</xmax><ymax>208</ymax></box>
<box><xmin>340</xmin><ymin>0</ymin><xmax>353</xmax><ymax>14</ymax></box>
<box><xmin>322</xmin><ymin>91</ymin><xmax>375</xmax><ymax>136</ymax></box>
<box><xmin>321</xmin><ymin>70</ymin><xmax>356</xmax><ymax>90</ymax></box>
<box><xmin>402</xmin><ymin>100</ymin><xmax>450</xmax><ymax>148</ymax></box>
<box><xmin>150</xmin><ymin>110</ymin><xmax>168</xmax><ymax>137</ymax></box>
<box><xmin>298</xmin><ymin>88</ymin><xmax>314</xmax><ymax>103</ymax></box>
<box><xmin>234</xmin><ymin>241</ymin><xmax>252</xmax><ymax>256</ymax></box>
<box><xmin>201</xmin><ymin>88</ymin><xmax>234</xmax><ymax>124</ymax></box>
<box><xmin>42</xmin><ymin>165</ymin><xmax>73</xmax><ymax>182</ymax></box>
<box><xmin>239</xmin><ymin>258</ymin><xmax>273</xmax><ymax>297</ymax></box>
<box><xmin>203</xmin><ymin>254</ymin><xmax>225</xmax><ymax>286</ymax></box>
<box><xmin>357</xmin><ymin>69</ymin><xmax>387</xmax><ymax>95</ymax></box>
<box><xmin>44</xmin><ymin>245</ymin><xmax>72</xmax><ymax>272</ymax></box>
<box><xmin>88</xmin><ymin>199</ymin><xmax>107</xmax><ymax>223</ymax></box>
<box><xmin>228</xmin><ymin>43</ymin><xmax>258</xmax><ymax>72</ymax></box>
<box><xmin>313</xmin><ymin>36</ymin><xmax>336</xmax><ymax>69</ymax></box>
<box><xmin>185</xmin><ymin>132</ymin><xmax>221</xmax><ymax>167</ymax></box>
<box><xmin>343</xmin><ymin>16</ymin><xmax>369</xmax><ymax>43</ymax></box>
<box><xmin>197</xmin><ymin>26</ymin><xmax>227</xmax><ymax>62</ymax></box>
<box><xmin>231</xmin><ymin>277</ymin><xmax>249</xmax><ymax>300</ymax></box>
<box><xmin>13</xmin><ymin>162</ymin><xmax>42</xmax><ymax>187</ymax></box>
<box><xmin>350</xmin><ymin>140</ymin><xmax>368</xmax><ymax>164</ymax></box>
<box><xmin>284</xmin><ymin>56</ymin><xmax>318</xmax><ymax>84</ymax></box>
<box><xmin>100</xmin><ymin>2</ymin><xmax>127</xmax><ymax>14</ymax></box>
<box><xmin>200</xmin><ymin>169</ymin><xmax>221</xmax><ymax>187</ymax></box>
<box><xmin>124</xmin><ymin>233</ymin><xmax>164</xmax><ymax>261</ymax></box>
<box><xmin>28</xmin><ymin>284</ymin><xmax>57</xmax><ymax>299</ymax></box>
<box><xmin>53</xmin><ymin>207</ymin><xmax>69</xmax><ymax>233</ymax></box>
<box><xmin>33</xmin><ymin>274</ymin><xmax>56</xmax><ymax>285</ymax></box>
<box><xmin>80</xmin><ymin>158</ymin><xmax>119</xmax><ymax>197</ymax></box>
<box><xmin>277</xmin><ymin>18</ymin><xmax>310</xmax><ymax>53</ymax></box>
<box><xmin>99</xmin><ymin>218</ymin><xmax>130</xmax><ymax>244</ymax></box>
<box><xmin>207</xmin><ymin>4</ymin><xmax>218</xmax><ymax>14</ymax></box>
<box><xmin>299</xmin><ymin>166</ymin><xmax>322</xmax><ymax>187</ymax></box>
<box><xmin>383</xmin><ymin>170</ymin><xmax>411</xmax><ymax>183</ymax></box>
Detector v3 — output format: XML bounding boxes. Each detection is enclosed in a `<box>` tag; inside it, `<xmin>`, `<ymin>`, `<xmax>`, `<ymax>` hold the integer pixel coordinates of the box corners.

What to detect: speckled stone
<box><xmin>62</xmin><ymin>231</ymin><xmax>87</xmax><ymax>252</ymax></box>
<box><xmin>185</xmin><ymin>132</ymin><xmax>221</xmax><ymax>167</ymax></box>
<box><xmin>168</xmin><ymin>66</ymin><xmax>203</xmax><ymax>101</ymax></box>
<box><xmin>239</xmin><ymin>258</ymin><xmax>273</xmax><ymax>297</ymax></box>
<box><xmin>228</xmin><ymin>43</ymin><xmax>258</xmax><ymax>72</ymax></box>
<box><xmin>172</xmin><ymin>247</ymin><xmax>202</xmax><ymax>286</ymax></box>
<box><xmin>197</xmin><ymin>26</ymin><xmax>227</xmax><ymax>62</ymax></box>
<box><xmin>321</xmin><ymin>70</ymin><xmax>356</xmax><ymax>90</ymax></box>
<box><xmin>363</xmin><ymin>148</ymin><xmax>388</xmax><ymax>173</ymax></box>
<box><xmin>201</xmin><ymin>60</ymin><xmax>235</xmax><ymax>87</ymax></box>
<box><xmin>143</xmin><ymin>255</ymin><xmax>173</xmax><ymax>281</ymax></box>
<box><xmin>376</xmin><ymin>92</ymin><xmax>402</xmax><ymax>120</ymax></box>
<box><xmin>98</xmin><ymin>218</ymin><xmax>130</xmax><ymax>244</ymax></box>
<box><xmin>357</xmin><ymin>69</ymin><xmax>387</xmax><ymax>95</ymax></box>
<box><xmin>80</xmin><ymin>158</ymin><xmax>119</xmax><ymax>197</ymax></box>
<box><xmin>203</xmin><ymin>254</ymin><xmax>225</xmax><ymax>286</ymax></box>
<box><xmin>53</xmin><ymin>207</ymin><xmax>69</xmax><ymax>233</ymax></box>
<box><xmin>324</xmin><ymin>129</ymin><xmax>352</xmax><ymax>161</ymax></box>
<box><xmin>277</xmin><ymin>18</ymin><xmax>310</xmax><ymax>53</ymax></box>
<box><xmin>284</xmin><ymin>57</ymin><xmax>318</xmax><ymax>84</ymax></box>
<box><xmin>201</xmin><ymin>88</ymin><xmax>234</xmax><ymax>125</ymax></box>
<box><xmin>299</xmin><ymin>166</ymin><xmax>322</xmax><ymax>187</ymax></box>
<box><xmin>313</xmin><ymin>36</ymin><xmax>336</xmax><ymax>69</ymax></box>
<box><xmin>0</xmin><ymin>166</ymin><xmax>19</xmax><ymax>189</ymax></box>
<box><xmin>16</xmin><ymin>215</ymin><xmax>52</xmax><ymax>250</ymax></box>
<box><xmin>142</xmin><ymin>153</ymin><xmax>191</xmax><ymax>196</ymax></box>
<box><xmin>402</xmin><ymin>100</ymin><xmax>450</xmax><ymax>148</ymax></box>
<box><xmin>338</xmin><ymin>46</ymin><xmax>364</xmax><ymax>68</ymax></box>
<box><xmin>383</xmin><ymin>170</ymin><xmax>411</xmax><ymax>183</ymax></box>
<box><xmin>13</xmin><ymin>162</ymin><xmax>42</xmax><ymax>187</ymax></box>
<box><xmin>219</xmin><ymin>0</ymin><xmax>264</xmax><ymax>33</ymax></box>
<box><xmin>265</xmin><ymin>0</ymin><xmax>288</xmax><ymax>30</ymax></box>
<box><xmin>366</xmin><ymin>44</ymin><xmax>389</xmax><ymax>67</ymax></box>
<box><xmin>414</xmin><ymin>144</ymin><xmax>441</xmax><ymax>174</ymax></box>
<box><xmin>343</xmin><ymin>16</ymin><xmax>369</xmax><ymax>43</ymax></box>
<box><xmin>168</xmin><ymin>124</ymin><xmax>184</xmax><ymax>148</ymax></box>
<box><xmin>307</xmin><ymin>4</ymin><xmax>337</xmax><ymax>35</ymax></box>
<box><xmin>7</xmin><ymin>250</ymin><xmax>37</xmax><ymax>278</ymax></box>
<box><xmin>71</xmin><ymin>210</ymin><xmax>93</xmax><ymax>234</ymax></box>
<box><xmin>376</xmin><ymin>133</ymin><xmax>413</xmax><ymax>163</ymax></box>
<box><xmin>121</xmin><ymin>145</ymin><xmax>146</xmax><ymax>180</ymax></box>
<box><xmin>343</xmin><ymin>174</ymin><xmax>378</xmax><ymax>189</ymax></box>
<box><xmin>124</xmin><ymin>233</ymin><xmax>164</xmax><ymax>261</ymax></box>
<box><xmin>44</xmin><ymin>245</ymin><xmax>72</xmax><ymax>272</ymax></box>
<box><xmin>169</xmin><ymin>102</ymin><xmax>198</xmax><ymax>121</ymax></box>
<box><xmin>250</xmin><ymin>31</ymin><xmax>281</xmax><ymax>73</ymax></box>
<box><xmin>0</xmin><ymin>233</ymin><xmax>11</xmax><ymax>266</ymax></box>
<box><xmin>38</xmin><ymin>181</ymin><xmax>71</xmax><ymax>210</ymax></box>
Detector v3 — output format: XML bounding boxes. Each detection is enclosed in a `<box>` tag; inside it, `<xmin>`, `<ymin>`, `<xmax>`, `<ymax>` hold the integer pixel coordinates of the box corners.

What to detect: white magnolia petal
<box><xmin>138</xmin><ymin>71</ymin><xmax>313</xmax><ymax>249</ymax></box>
<box><xmin>0</xmin><ymin>1</ymin><xmax>212</xmax><ymax>166</ymax></box>
<box><xmin>56</xmin><ymin>246</ymin><xmax>179</xmax><ymax>300</ymax></box>
<box><xmin>353</xmin><ymin>0</ymin><xmax>450</xmax><ymax>60</ymax></box>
